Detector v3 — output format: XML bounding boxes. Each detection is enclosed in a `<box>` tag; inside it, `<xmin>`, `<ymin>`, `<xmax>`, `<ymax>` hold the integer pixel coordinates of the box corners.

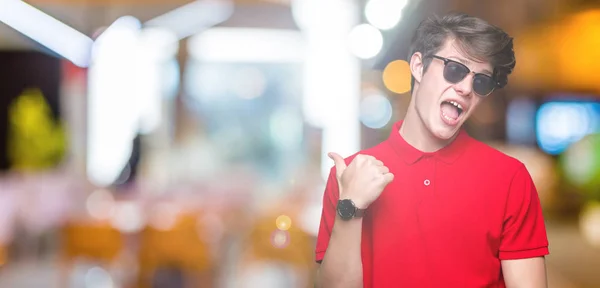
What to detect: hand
<box><xmin>328</xmin><ymin>152</ymin><xmax>394</xmax><ymax>209</ymax></box>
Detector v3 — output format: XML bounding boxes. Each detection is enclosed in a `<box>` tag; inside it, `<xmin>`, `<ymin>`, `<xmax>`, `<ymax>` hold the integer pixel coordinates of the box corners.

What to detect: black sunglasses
<box><xmin>431</xmin><ymin>55</ymin><xmax>498</xmax><ymax>97</ymax></box>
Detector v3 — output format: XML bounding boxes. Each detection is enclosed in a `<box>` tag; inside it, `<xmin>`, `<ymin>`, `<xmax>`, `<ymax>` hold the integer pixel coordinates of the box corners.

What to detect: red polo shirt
<box><xmin>315</xmin><ymin>121</ymin><xmax>549</xmax><ymax>287</ymax></box>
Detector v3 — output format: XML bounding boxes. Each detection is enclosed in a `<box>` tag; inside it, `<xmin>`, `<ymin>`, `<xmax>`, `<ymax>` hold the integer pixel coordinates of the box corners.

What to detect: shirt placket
<box><xmin>421</xmin><ymin>155</ymin><xmax>435</xmax><ymax>195</ymax></box>
<box><xmin>414</xmin><ymin>154</ymin><xmax>437</xmax><ymax>284</ymax></box>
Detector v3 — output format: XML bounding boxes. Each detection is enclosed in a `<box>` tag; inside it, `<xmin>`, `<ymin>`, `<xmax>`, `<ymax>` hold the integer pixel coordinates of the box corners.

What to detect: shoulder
<box><xmin>461</xmin><ymin>137</ymin><xmax>537</xmax><ymax>202</ymax></box>
<box><xmin>463</xmin><ymin>136</ymin><xmax>526</xmax><ymax>175</ymax></box>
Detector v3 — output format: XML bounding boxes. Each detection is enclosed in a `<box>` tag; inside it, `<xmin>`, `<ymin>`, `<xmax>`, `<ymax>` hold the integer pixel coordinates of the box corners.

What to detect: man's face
<box><xmin>410</xmin><ymin>39</ymin><xmax>494</xmax><ymax>140</ymax></box>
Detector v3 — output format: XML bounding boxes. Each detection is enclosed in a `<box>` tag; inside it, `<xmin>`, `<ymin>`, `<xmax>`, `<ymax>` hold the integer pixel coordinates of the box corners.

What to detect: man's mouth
<box><xmin>440</xmin><ymin>100</ymin><xmax>464</xmax><ymax>122</ymax></box>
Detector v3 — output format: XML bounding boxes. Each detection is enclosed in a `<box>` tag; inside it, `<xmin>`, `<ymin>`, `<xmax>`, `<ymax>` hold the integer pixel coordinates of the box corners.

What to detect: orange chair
<box><xmin>240</xmin><ymin>212</ymin><xmax>316</xmax><ymax>288</ymax></box>
<box><xmin>137</xmin><ymin>213</ymin><xmax>213</xmax><ymax>288</ymax></box>
<box><xmin>60</xmin><ymin>221</ymin><xmax>125</xmax><ymax>287</ymax></box>
<box><xmin>61</xmin><ymin>221</ymin><xmax>124</xmax><ymax>262</ymax></box>
<box><xmin>247</xmin><ymin>217</ymin><xmax>313</xmax><ymax>267</ymax></box>
<box><xmin>0</xmin><ymin>243</ymin><xmax>6</xmax><ymax>268</ymax></box>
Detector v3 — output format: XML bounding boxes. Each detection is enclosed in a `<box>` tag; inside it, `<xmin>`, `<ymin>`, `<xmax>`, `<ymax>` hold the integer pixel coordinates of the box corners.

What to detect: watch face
<box><xmin>337</xmin><ymin>199</ymin><xmax>356</xmax><ymax>220</ymax></box>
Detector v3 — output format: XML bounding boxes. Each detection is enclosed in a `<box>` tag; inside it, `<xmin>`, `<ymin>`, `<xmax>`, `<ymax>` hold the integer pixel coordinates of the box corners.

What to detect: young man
<box><xmin>315</xmin><ymin>12</ymin><xmax>549</xmax><ymax>288</ymax></box>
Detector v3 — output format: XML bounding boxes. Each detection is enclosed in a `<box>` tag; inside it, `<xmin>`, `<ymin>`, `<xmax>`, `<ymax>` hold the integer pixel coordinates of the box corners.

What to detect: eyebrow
<box><xmin>448</xmin><ymin>56</ymin><xmax>493</xmax><ymax>76</ymax></box>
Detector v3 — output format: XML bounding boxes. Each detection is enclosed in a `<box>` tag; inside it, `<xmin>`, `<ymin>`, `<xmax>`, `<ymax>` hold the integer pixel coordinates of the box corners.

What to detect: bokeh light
<box><xmin>360</xmin><ymin>92</ymin><xmax>393</xmax><ymax>129</ymax></box>
<box><xmin>110</xmin><ymin>201</ymin><xmax>144</xmax><ymax>233</ymax></box>
<box><xmin>562</xmin><ymin>134</ymin><xmax>600</xmax><ymax>192</ymax></box>
<box><xmin>536</xmin><ymin>101</ymin><xmax>600</xmax><ymax>155</ymax></box>
<box><xmin>149</xmin><ymin>202</ymin><xmax>180</xmax><ymax>231</ymax></box>
<box><xmin>348</xmin><ymin>24</ymin><xmax>383</xmax><ymax>59</ymax></box>
<box><xmin>84</xmin><ymin>266</ymin><xmax>114</xmax><ymax>288</ymax></box>
<box><xmin>365</xmin><ymin>0</ymin><xmax>407</xmax><ymax>30</ymax></box>
<box><xmin>580</xmin><ymin>201</ymin><xmax>600</xmax><ymax>248</ymax></box>
<box><xmin>276</xmin><ymin>215</ymin><xmax>292</xmax><ymax>231</ymax></box>
<box><xmin>382</xmin><ymin>60</ymin><xmax>412</xmax><ymax>94</ymax></box>
<box><xmin>86</xmin><ymin>189</ymin><xmax>115</xmax><ymax>220</ymax></box>
<box><xmin>271</xmin><ymin>230</ymin><xmax>290</xmax><ymax>249</ymax></box>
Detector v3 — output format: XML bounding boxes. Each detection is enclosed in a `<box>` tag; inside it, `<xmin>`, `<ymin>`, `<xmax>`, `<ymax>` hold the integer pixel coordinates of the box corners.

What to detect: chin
<box><xmin>429</xmin><ymin>120</ymin><xmax>461</xmax><ymax>140</ymax></box>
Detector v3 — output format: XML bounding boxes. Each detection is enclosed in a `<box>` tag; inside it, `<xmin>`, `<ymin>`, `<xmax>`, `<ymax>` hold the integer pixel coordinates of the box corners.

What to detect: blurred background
<box><xmin>0</xmin><ymin>0</ymin><xmax>599</xmax><ymax>287</ymax></box>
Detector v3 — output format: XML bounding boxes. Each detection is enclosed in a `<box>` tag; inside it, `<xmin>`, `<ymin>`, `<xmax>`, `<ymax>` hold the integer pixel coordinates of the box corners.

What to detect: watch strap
<box><xmin>354</xmin><ymin>207</ymin><xmax>366</xmax><ymax>218</ymax></box>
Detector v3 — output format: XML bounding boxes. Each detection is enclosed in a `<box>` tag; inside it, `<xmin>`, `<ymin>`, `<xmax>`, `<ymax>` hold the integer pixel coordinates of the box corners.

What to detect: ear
<box><xmin>409</xmin><ymin>52</ymin><xmax>424</xmax><ymax>84</ymax></box>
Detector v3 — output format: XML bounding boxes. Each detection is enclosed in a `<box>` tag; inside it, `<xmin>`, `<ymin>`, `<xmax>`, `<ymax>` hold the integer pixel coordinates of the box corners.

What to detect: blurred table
<box><xmin>546</xmin><ymin>220</ymin><xmax>600</xmax><ymax>288</ymax></box>
<box><xmin>0</xmin><ymin>220</ymin><xmax>599</xmax><ymax>288</ymax></box>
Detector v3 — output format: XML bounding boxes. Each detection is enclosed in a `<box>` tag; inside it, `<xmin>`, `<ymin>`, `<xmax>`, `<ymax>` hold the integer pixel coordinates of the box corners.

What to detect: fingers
<box><xmin>377</xmin><ymin>166</ymin><xmax>390</xmax><ymax>174</ymax></box>
<box><xmin>356</xmin><ymin>154</ymin><xmax>383</xmax><ymax>166</ymax></box>
<box><xmin>374</xmin><ymin>166</ymin><xmax>392</xmax><ymax>184</ymax></box>
<box><xmin>328</xmin><ymin>152</ymin><xmax>347</xmax><ymax>173</ymax></box>
<box><xmin>355</xmin><ymin>154</ymin><xmax>374</xmax><ymax>162</ymax></box>
<box><xmin>334</xmin><ymin>154</ymin><xmax>388</xmax><ymax>179</ymax></box>
<box><xmin>382</xmin><ymin>173</ymin><xmax>394</xmax><ymax>184</ymax></box>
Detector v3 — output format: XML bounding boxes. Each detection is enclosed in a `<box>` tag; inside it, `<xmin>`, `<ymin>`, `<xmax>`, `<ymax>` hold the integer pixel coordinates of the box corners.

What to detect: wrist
<box><xmin>336</xmin><ymin>198</ymin><xmax>367</xmax><ymax>220</ymax></box>
<box><xmin>335</xmin><ymin>213</ymin><xmax>364</xmax><ymax>224</ymax></box>
<box><xmin>341</xmin><ymin>192</ymin><xmax>369</xmax><ymax>209</ymax></box>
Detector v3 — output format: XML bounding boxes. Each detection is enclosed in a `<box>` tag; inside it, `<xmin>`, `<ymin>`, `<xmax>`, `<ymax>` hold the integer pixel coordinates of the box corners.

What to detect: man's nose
<box><xmin>453</xmin><ymin>73</ymin><xmax>474</xmax><ymax>97</ymax></box>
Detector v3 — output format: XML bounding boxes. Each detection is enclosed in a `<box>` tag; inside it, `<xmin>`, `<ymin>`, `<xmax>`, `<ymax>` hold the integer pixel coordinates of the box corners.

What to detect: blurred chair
<box><xmin>0</xmin><ymin>243</ymin><xmax>6</xmax><ymax>268</ymax></box>
<box><xmin>61</xmin><ymin>220</ymin><xmax>124</xmax><ymax>262</ymax></box>
<box><xmin>238</xmin><ymin>212</ymin><xmax>315</xmax><ymax>288</ymax></box>
<box><xmin>59</xmin><ymin>220</ymin><xmax>124</xmax><ymax>286</ymax></box>
<box><xmin>137</xmin><ymin>212</ymin><xmax>214</xmax><ymax>288</ymax></box>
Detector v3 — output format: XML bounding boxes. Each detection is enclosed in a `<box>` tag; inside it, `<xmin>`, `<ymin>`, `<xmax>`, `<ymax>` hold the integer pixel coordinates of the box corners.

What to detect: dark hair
<box><xmin>407</xmin><ymin>12</ymin><xmax>515</xmax><ymax>89</ymax></box>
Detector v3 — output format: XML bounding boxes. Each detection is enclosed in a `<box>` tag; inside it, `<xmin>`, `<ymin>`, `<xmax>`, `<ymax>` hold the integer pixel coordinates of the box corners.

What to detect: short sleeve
<box><xmin>315</xmin><ymin>168</ymin><xmax>340</xmax><ymax>263</ymax></box>
<box><xmin>499</xmin><ymin>164</ymin><xmax>549</xmax><ymax>260</ymax></box>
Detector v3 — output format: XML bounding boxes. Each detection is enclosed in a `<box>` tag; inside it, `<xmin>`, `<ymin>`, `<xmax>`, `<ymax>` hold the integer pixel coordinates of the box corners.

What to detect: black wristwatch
<box><xmin>336</xmin><ymin>199</ymin><xmax>366</xmax><ymax>220</ymax></box>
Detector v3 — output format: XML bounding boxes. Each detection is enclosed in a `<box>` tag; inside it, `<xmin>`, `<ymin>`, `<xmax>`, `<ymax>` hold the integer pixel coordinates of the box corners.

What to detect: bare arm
<box><xmin>315</xmin><ymin>216</ymin><xmax>363</xmax><ymax>288</ymax></box>
<box><xmin>501</xmin><ymin>257</ymin><xmax>547</xmax><ymax>288</ymax></box>
<box><xmin>315</xmin><ymin>153</ymin><xmax>393</xmax><ymax>288</ymax></box>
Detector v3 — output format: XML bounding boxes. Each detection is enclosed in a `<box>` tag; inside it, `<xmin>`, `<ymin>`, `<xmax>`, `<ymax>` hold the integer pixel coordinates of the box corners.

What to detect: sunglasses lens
<box><xmin>473</xmin><ymin>74</ymin><xmax>495</xmax><ymax>96</ymax></box>
<box><xmin>443</xmin><ymin>62</ymin><xmax>469</xmax><ymax>83</ymax></box>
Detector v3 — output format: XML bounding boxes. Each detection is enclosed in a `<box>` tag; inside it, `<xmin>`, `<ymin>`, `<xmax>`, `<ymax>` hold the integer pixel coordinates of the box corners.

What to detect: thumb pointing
<box><xmin>328</xmin><ymin>152</ymin><xmax>347</xmax><ymax>173</ymax></box>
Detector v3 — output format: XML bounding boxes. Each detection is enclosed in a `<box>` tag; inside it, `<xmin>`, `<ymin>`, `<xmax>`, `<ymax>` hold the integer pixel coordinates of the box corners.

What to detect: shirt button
<box><xmin>424</xmin><ymin>179</ymin><xmax>431</xmax><ymax>186</ymax></box>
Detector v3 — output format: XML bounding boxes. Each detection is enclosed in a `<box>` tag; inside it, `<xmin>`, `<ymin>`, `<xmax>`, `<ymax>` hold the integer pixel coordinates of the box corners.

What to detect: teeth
<box><xmin>449</xmin><ymin>100</ymin><xmax>463</xmax><ymax>110</ymax></box>
<box><xmin>442</xmin><ymin>113</ymin><xmax>453</xmax><ymax>121</ymax></box>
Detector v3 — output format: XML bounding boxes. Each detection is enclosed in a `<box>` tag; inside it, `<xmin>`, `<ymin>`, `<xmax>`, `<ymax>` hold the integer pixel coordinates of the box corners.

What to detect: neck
<box><xmin>400</xmin><ymin>100</ymin><xmax>458</xmax><ymax>153</ymax></box>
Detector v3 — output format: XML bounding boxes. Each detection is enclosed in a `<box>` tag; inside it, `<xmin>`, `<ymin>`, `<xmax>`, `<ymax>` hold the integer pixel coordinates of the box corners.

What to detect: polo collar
<box><xmin>387</xmin><ymin>120</ymin><xmax>470</xmax><ymax>165</ymax></box>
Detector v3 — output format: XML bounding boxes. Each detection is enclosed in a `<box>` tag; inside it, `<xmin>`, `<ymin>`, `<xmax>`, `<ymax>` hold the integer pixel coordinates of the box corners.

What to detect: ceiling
<box><xmin>0</xmin><ymin>0</ymin><xmax>297</xmax><ymax>51</ymax></box>
<box><xmin>0</xmin><ymin>3</ymin><xmax>187</xmax><ymax>49</ymax></box>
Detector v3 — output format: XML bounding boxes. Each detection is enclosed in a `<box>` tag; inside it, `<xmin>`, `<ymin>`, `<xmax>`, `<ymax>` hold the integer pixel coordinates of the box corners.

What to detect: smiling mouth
<box><xmin>440</xmin><ymin>100</ymin><xmax>464</xmax><ymax>122</ymax></box>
